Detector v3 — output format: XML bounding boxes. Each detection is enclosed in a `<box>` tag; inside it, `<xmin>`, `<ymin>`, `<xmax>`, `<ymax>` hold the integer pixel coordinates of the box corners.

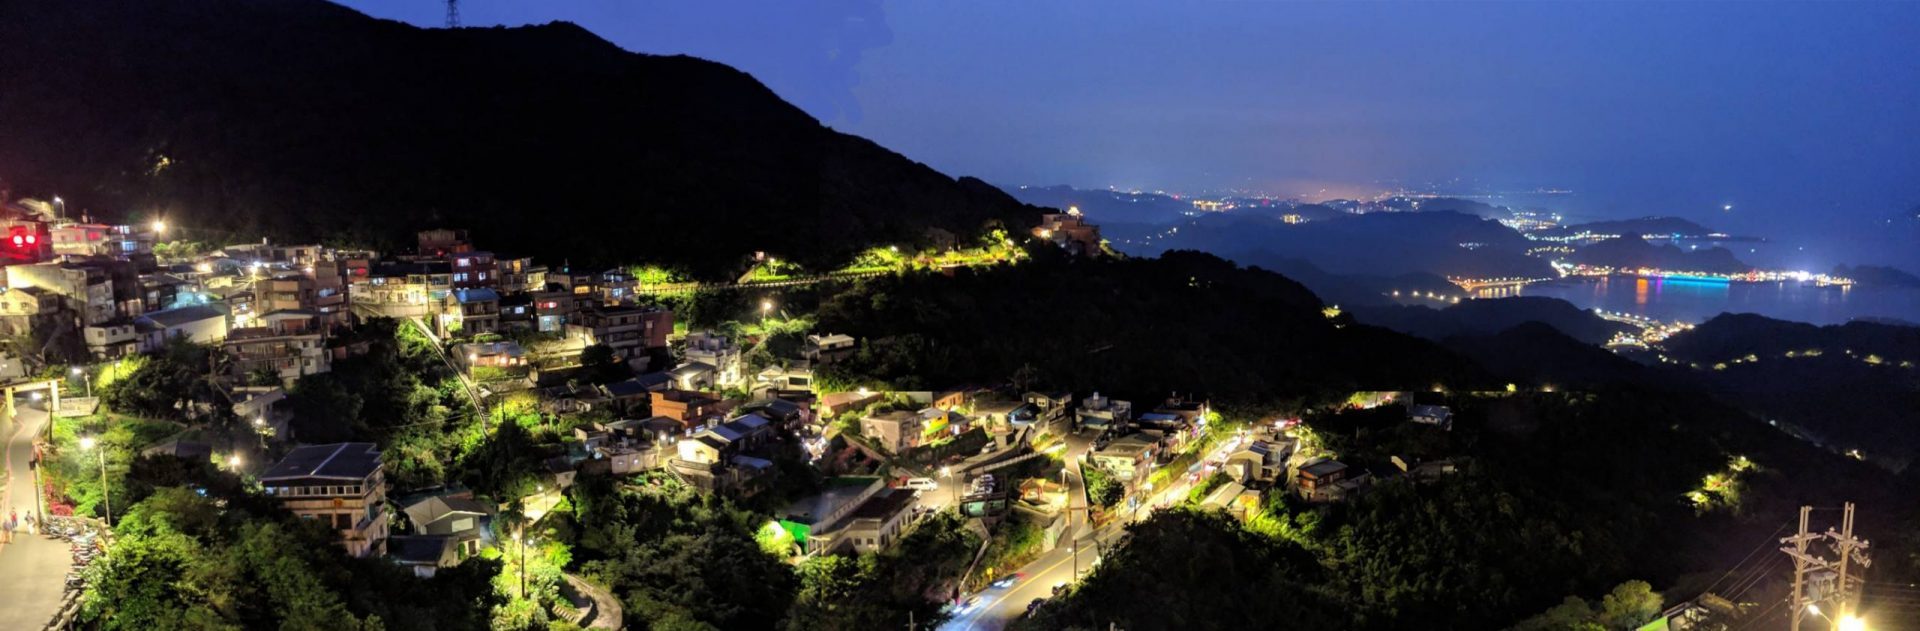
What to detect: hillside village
<box><xmin>2</xmin><ymin>193</ymin><xmax>1439</xmax><ymax>626</ymax></box>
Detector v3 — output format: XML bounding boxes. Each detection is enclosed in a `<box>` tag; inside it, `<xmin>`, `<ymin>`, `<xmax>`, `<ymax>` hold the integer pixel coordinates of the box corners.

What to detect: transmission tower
<box><xmin>445</xmin><ymin>0</ymin><xmax>459</xmax><ymax>28</ymax></box>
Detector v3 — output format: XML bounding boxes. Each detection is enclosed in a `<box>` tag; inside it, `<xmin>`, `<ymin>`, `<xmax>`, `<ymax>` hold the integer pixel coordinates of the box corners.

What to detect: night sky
<box><xmin>337</xmin><ymin>1</ymin><xmax>1920</xmax><ymax>269</ymax></box>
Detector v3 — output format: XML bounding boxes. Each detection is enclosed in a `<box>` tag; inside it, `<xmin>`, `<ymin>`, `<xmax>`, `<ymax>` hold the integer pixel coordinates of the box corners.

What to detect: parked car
<box><xmin>904</xmin><ymin>477</ymin><xmax>939</xmax><ymax>490</ymax></box>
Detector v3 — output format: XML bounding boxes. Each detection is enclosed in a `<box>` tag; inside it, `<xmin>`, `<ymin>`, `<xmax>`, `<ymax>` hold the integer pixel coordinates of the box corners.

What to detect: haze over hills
<box><xmin>0</xmin><ymin>0</ymin><xmax>1040</xmax><ymax>277</ymax></box>
<box><xmin>1006</xmin><ymin>185</ymin><xmax>1193</xmax><ymax>225</ymax></box>
<box><xmin>1117</xmin><ymin>210</ymin><xmax>1554</xmax><ymax>279</ymax></box>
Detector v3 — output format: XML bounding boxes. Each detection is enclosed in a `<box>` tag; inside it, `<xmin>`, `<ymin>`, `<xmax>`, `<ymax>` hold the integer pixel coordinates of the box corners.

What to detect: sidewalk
<box><xmin>1</xmin><ymin>407</ymin><xmax>72</xmax><ymax>626</ymax></box>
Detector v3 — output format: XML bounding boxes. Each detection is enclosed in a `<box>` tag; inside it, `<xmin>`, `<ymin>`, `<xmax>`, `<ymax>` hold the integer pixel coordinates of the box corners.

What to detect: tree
<box><xmin>287</xmin><ymin>373</ymin><xmax>365</xmax><ymax>443</ymax></box>
<box><xmin>1018</xmin><ymin>507</ymin><xmax>1341</xmax><ymax>631</ymax></box>
<box><xmin>1597</xmin><ymin>581</ymin><xmax>1662</xmax><ymax>630</ymax></box>
<box><xmin>1083</xmin><ymin>464</ymin><xmax>1124</xmax><ymax>508</ymax></box>
<box><xmin>1512</xmin><ymin>596</ymin><xmax>1604</xmax><ymax>631</ymax></box>
<box><xmin>578</xmin><ymin>344</ymin><xmax>629</xmax><ymax>384</ymax></box>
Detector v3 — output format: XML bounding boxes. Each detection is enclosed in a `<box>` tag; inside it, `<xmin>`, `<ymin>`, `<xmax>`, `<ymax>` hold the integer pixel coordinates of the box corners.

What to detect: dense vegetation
<box><xmin>816</xmin><ymin>250</ymin><xmax>1488</xmax><ymax>411</ymax></box>
<box><xmin>1656</xmin><ymin>313</ymin><xmax>1920</xmax><ymax>470</ymax></box>
<box><xmin>0</xmin><ymin>0</ymin><xmax>1040</xmax><ymax>277</ymax></box>
<box><xmin>83</xmin><ymin>487</ymin><xmax>500</xmax><ymax>629</ymax></box>
<box><xmin>1352</xmin><ymin>296</ymin><xmax>1633</xmax><ymax>345</ymax></box>
<box><xmin>1026</xmin><ymin>390</ymin><xmax>1909</xmax><ymax>630</ymax></box>
<box><xmin>560</xmin><ymin>475</ymin><xmax>979</xmax><ymax>630</ymax></box>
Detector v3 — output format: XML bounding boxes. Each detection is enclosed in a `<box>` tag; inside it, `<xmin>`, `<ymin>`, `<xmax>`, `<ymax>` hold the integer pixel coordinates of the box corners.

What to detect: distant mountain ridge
<box><xmin>1549</xmin><ymin>216</ymin><xmax>1717</xmax><ymax>239</ymax></box>
<box><xmin>0</xmin><ymin>0</ymin><xmax>1040</xmax><ymax>277</ymax></box>
<box><xmin>1351</xmin><ymin>296</ymin><xmax>1634</xmax><ymax>345</ymax></box>
<box><xmin>1833</xmin><ymin>264</ymin><xmax>1920</xmax><ymax>288</ymax></box>
<box><xmin>1119</xmin><ymin>210</ymin><xmax>1554</xmax><ymax>279</ymax></box>
<box><xmin>1570</xmin><ymin>236</ymin><xmax>1749</xmax><ymax>274</ymax></box>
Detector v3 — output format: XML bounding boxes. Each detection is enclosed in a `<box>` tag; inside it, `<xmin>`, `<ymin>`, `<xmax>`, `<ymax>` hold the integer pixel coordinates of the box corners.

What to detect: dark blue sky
<box><xmin>339</xmin><ymin>0</ymin><xmax>1920</xmax><ymax>269</ymax></box>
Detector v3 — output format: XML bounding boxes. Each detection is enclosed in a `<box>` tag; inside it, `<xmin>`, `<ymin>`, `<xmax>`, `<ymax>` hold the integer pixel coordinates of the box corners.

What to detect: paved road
<box><xmin>942</xmin><ymin>423</ymin><xmax>1099</xmax><ymax>631</ymax></box>
<box><xmin>0</xmin><ymin>403</ymin><xmax>72</xmax><ymax>626</ymax></box>
<box><xmin>564</xmin><ymin>573</ymin><xmax>624</xmax><ymax>629</ymax></box>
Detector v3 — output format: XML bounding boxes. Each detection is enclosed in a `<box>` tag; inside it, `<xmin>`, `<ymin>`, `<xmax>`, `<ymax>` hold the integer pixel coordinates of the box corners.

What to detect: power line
<box><xmin>1704</xmin><ymin>519</ymin><xmax>1794</xmax><ymax>596</ymax></box>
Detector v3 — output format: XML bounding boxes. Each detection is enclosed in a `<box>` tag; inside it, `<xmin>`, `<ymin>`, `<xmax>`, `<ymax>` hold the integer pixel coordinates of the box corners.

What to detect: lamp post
<box><xmin>71</xmin><ymin>366</ymin><xmax>91</xmax><ymax>398</ymax></box>
<box><xmin>760</xmin><ymin>299</ymin><xmax>773</xmax><ymax>324</ymax></box>
<box><xmin>1066</xmin><ymin>466</ymin><xmax>1078</xmax><ymax>580</ymax></box>
<box><xmin>79</xmin><ymin>437</ymin><xmax>110</xmax><ymax>527</ymax></box>
<box><xmin>516</xmin><ymin>531</ymin><xmax>528</xmax><ymax>598</ymax></box>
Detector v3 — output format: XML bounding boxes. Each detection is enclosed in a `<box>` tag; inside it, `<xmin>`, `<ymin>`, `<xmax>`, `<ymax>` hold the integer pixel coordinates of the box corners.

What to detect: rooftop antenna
<box><xmin>445</xmin><ymin>0</ymin><xmax>459</xmax><ymax>28</ymax></box>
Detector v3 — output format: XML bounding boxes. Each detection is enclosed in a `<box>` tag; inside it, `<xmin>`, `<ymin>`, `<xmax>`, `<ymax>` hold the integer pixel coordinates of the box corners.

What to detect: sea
<box><xmin>1482</xmin><ymin>276</ymin><xmax>1920</xmax><ymax>326</ymax></box>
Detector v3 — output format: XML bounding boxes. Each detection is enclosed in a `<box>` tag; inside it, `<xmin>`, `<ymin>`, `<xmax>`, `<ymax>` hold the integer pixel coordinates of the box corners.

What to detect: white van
<box><xmin>904</xmin><ymin>477</ymin><xmax>939</xmax><ymax>490</ymax></box>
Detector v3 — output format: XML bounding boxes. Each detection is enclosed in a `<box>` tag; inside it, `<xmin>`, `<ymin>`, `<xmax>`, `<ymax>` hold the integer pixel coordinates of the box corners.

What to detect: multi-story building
<box><xmin>495</xmin><ymin>257</ymin><xmax>543</xmax><ymax>294</ymax></box>
<box><xmin>861</xmin><ymin>410</ymin><xmax>924</xmax><ymax>454</ymax></box>
<box><xmin>0</xmin><ymin>286</ymin><xmax>66</xmax><ymax>336</ymax></box>
<box><xmin>450</xmin><ymin>251</ymin><xmax>496</xmax><ymax>290</ymax></box>
<box><xmin>1077</xmin><ymin>392</ymin><xmax>1133</xmax><ymax>431</ymax></box>
<box><xmin>1032</xmin><ymin>210</ymin><xmax>1105</xmax><ymax>257</ymax></box>
<box><xmin>224</xmin><ymin>316</ymin><xmax>331</xmax><ymax>384</ymax></box>
<box><xmin>681</xmin><ymin>330</ymin><xmax>742</xmax><ymax>387</ymax></box>
<box><xmin>441</xmin><ymin>288</ymin><xmax>500</xmax><ymax>338</ymax></box>
<box><xmin>531</xmin><ymin>288</ymin><xmax>580</xmax><ymax>333</ymax></box>
<box><xmin>5</xmin><ymin>261</ymin><xmax>117</xmax><ymax>326</ymax></box>
<box><xmin>650</xmin><ymin>389</ymin><xmax>722</xmax><ymax>428</ymax></box>
<box><xmin>778</xmin><ymin>477</ymin><xmax>924</xmax><ymax>556</ymax></box>
<box><xmin>268</xmin><ymin>244</ymin><xmax>324</xmax><ymax>267</ymax></box>
<box><xmin>260</xmin><ymin>443</ymin><xmax>389</xmax><ymax>557</ymax></box>
<box><xmin>599</xmin><ymin>268</ymin><xmax>636</xmax><ymax>304</ymax></box>
<box><xmin>499</xmin><ymin>293</ymin><xmax>534</xmax><ymax>331</ymax></box>
<box><xmin>417</xmin><ymin>228</ymin><xmax>473</xmax><ymax>256</ymax></box>
<box><xmin>1088</xmin><ymin>432</ymin><xmax>1161</xmax><ymax>486</ymax></box>
<box><xmin>571</xmin><ymin>305</ymin><xmax>672</xmax><ymax>362</ymax></box>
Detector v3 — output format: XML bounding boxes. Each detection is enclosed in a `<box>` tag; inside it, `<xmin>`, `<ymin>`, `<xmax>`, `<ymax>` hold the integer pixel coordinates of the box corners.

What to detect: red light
<box><xmin>25</xmin><ymin>235</ymin><xmax>36</xmax><ymax>245</ymax></box>
<box><xmin>10</xmin><ymin>235</ymin><xmax>21</xmax><ymax>247</ymax></box>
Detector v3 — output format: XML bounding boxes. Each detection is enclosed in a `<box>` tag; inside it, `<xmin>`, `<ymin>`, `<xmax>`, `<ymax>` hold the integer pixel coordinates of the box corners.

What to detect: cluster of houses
<box><xmin>0</xmin><ymin>188</ymin><xmax>1155</xmax><ymax>580</ymax></box>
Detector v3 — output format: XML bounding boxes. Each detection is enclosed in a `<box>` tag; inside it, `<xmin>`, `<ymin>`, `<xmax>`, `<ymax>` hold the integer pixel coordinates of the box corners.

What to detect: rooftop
<box><xmin>403</xmin><ymin>495</ymin><xmax>490</xmax><ymax>529</ymax></box>
<box><xmin>139</xmin><ymin>304</ymin><xmax>227</xmax><ymax>328</ymax></box>
<box><xmin>783</xmin><ymin>476</ymin><xmax>881</xmax><ymax>526</ymax></box>
<box><xmin>261</xmin><ymin>443</ymin><xmax>382</xmax><ymax>482</ymax></box>
<box><xmin>849</xmin><ymin>488</ymin><xmax>919</xmax><ymax>521</ymax></box>
<box><xmin>1301</xmin><ymin>460</ymin><xmax>1349</xmax><ymax>478</ymax></box>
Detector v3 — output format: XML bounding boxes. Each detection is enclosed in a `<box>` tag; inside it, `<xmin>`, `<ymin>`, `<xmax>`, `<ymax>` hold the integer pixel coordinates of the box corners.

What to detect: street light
<box><xmin>72</xmin><ymin>366</ymin><xmax>91</xmax><ymax>398</ymax></box>
<box><xmin>151</xmin><ymin>219</ymin><xmax>167</xmax><ymax>235</ymax></box>
<box><xmin>79</xmin><ymin>437</ymin><xmax>111</xmax><ymax>527</ymax></box>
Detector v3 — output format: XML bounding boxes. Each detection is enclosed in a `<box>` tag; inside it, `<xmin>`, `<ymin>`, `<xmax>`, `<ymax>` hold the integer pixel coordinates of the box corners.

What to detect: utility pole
<box><xmin>445</xmin><ymin>0</ymin><xmax>460</xmax><ymax>28</ymax></box>
<box><xmin>1781</xmin><ymin>506</ymin><xmax>1820</xmax><ymax>631</ymax></box>
<box><xmin>1780</xmin><ymin>504</ymin><xmax>1873</xmax><ymax>631</ymax></box>
<box><xmin>1828</xmin><ymin>502</ymin><xmax>1871</xmax><ymax>621</ymax></box>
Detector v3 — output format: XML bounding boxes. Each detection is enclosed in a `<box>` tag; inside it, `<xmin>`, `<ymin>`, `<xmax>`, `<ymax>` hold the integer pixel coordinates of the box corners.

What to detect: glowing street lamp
<box><xmin>151</xmin><ymin>219</ymin><xmax>167</xmax><ymax>235</ymax></box>
<box><xmin>72</xmin><ymin>366</ymin><xmax>92</xmax><ymax>398</ymax></box>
